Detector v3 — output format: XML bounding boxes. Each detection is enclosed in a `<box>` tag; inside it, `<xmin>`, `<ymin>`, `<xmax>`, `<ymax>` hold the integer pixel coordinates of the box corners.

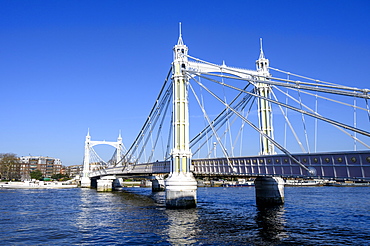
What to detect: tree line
<box><xmin>0</xmin><ymin>153</ymin><xmax>69</xmax><ymax>181</ymax></box>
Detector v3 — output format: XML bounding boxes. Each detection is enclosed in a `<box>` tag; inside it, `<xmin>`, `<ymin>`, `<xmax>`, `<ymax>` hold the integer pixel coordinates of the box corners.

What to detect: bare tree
<box><xmin>0</xmin><ymin>153</ymin><xmax>21</xmax><ymax>180</ymax></box>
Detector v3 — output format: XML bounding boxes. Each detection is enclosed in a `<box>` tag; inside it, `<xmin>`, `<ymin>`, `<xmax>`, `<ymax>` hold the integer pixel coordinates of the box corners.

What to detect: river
<box><xmin>0</xmin><ymin>186</ymin><xmax>369</xmax><ymax>245</ymax></box>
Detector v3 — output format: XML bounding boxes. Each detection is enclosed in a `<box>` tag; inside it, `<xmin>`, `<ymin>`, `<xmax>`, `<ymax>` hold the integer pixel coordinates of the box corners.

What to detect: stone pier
<box><xmin>96</xmin><ymin>176</ymin><xmax>116</xmax><ymax>192</ymax></box>
<box><xmin>165</xmin><ymin>173</ymin><xmax>197</xmax><ymax>208</ymax></box>
<box><xmin>151</xmin><ymin>176</ymin><xmax>165</xmax><ymax>192</ymax></box>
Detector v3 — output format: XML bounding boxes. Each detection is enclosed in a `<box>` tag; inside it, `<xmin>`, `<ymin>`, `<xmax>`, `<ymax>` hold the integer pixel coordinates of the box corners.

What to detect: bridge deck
<box><xmin>89</xmin><ymin>151</ymin><xmax>370</xmax><ymax>180</ymax></box>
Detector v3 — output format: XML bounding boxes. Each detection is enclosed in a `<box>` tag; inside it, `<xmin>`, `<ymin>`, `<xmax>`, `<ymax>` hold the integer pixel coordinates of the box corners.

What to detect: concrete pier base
<box><xmin>97</xmin><ymin>176</ymin><xmax>115</xmax><ymax>191</ymax></box>
<box><xmin>254</xmin><ymin>177</ymin><xmax>285</xmax><ymax>206</ymax></box>
<box><xmin>97</xmin><ymin>179</ymin><xmax>113</xmax><ymax>191</ymax></box>
<box><xmin>165</xmin><ymin>173</ymin><xmax>197</xmax><ymax>208</ymax></box>
<box><xmin>151</xmin><ymin>176</ymin><xmax>165</xmax><ymax>192</ymax></box>
<box><xmin>80</xmin><ymin>176</ymin><xmax>91</xmax><ymax>188</ymax></box>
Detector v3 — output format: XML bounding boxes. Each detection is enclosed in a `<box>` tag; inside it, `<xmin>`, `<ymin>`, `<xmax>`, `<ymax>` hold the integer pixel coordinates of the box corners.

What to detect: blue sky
<box><xmin>1</xmin><ymin>0</ymin><xmax>369</xmax><ymax>166</ymax></box>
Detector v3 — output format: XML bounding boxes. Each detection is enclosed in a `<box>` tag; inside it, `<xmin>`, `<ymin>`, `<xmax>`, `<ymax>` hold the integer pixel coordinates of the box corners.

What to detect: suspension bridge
<box><xmin>80</xmin><ymin>27</ymin><xmax>370</xmax><ymax>208</ymax></box>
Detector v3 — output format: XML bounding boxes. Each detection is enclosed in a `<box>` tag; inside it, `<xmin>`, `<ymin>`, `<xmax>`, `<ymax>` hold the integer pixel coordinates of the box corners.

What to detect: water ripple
<box><xmin>0</xmin><ymin>186</ymin><xmax>369</xmax><ymax>245</ymax></box>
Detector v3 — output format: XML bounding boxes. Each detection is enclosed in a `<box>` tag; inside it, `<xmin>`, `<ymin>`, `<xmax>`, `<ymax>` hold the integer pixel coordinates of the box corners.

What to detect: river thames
<box><xmin>0</xmin><ymin>186</ymin><xmax>369</xmax><ymax>245</ymax></box>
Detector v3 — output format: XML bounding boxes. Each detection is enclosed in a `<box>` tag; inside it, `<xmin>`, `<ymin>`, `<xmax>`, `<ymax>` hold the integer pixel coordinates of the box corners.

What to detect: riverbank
<box><xmin>0</xmin><ymin>181</ymin><xmax>77</xmax><ymax>189</ymax></box>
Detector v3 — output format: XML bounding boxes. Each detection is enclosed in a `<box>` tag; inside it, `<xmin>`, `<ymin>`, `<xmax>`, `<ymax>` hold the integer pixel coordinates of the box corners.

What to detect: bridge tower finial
<box><xmin>259</xmin><ymin>38</ymin><xmax>265</xmax><ymax>59</ymax></box>
<box><xmin>173</xmin><ymin>22</ymin><xmax>188</xmax><ymax>63</ymax></box>
<box><xmin>177</xmin><ymin>22</ymin><xmax>184</xmax><ymax>45</ymax></box>
<box><xmin>256</xmin><ymin>38</ymin><xmax>269</xmax><ymax>73</ymax></box>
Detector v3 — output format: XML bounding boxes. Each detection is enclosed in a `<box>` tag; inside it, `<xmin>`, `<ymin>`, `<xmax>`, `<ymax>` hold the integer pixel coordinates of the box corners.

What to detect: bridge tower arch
<box><xmin>80</xmin><ymin>130</ymin><xmax>123</xmax><ymax>188</ymax></box>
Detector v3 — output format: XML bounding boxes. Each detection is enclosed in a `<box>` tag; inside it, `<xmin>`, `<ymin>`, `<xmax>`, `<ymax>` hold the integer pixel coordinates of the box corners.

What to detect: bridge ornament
<box><xmin>308</xmin><ymin>167</ymin><xmax>317</xmax><ymax>176</ymax></box>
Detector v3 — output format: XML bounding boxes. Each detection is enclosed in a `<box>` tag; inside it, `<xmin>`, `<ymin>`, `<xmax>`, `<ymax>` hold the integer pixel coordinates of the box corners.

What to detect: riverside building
<box><xmin>19</xmin><ymin>156</ymin><xmax>62</xmax><ymax>179</ymax></box>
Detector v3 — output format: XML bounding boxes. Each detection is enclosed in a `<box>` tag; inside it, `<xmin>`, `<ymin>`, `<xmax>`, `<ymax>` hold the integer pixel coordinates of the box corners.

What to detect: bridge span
<box><xmin>89</xmin><ymin>151</ymin><xmax>370</xmax><ymax>180</ymax></box>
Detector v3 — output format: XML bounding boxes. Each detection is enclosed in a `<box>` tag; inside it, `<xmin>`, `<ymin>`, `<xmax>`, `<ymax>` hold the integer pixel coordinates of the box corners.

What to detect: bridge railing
<box><xmin>192</xmin><ymin>151</ymin><xmax>370</xmax><ymax>179</ymax></box>
<box><xmin>89</xmin><ymin>161</ymin><xmax>170</xmax><ymax>178</ymax></box>
<box><xmin>89</xmin><ymin>151</ymin><xmax>370</xmax><ymax>180</ymax></box>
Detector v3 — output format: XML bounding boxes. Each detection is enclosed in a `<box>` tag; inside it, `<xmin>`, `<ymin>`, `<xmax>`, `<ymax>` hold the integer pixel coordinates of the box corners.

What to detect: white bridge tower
<box><xmin>165</xmin><ymin>25</ymin><xmax>198</xmax><ymax>208</ymax></box>
<box><xmin>256</xmin><ymin>39</ymin><xmax>275</xmax><ymax>155</ymax></box>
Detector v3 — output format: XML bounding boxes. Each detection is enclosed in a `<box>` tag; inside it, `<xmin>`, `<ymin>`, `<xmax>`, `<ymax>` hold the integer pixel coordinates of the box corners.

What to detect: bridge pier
<box><xmin>165</xmin><ymin>173</ymin><xmax>197</xmax><ymax>209</ymax></box>
<box><xmin>254</xmin><ymin>177</ymin><xmax>285</xmax><ymax>206</ymax></box>
<box><xmin>151</xmin><ymin>176</ymin><xmax>165</xmax><ymax>191</ymax></box>
<box><xmin>164</xmin><ymin>28</ymin><xmax>197</xmax><ymax>209</ymax></box>
<box><xmin>80</xmin><ymin>176</ymin><xmax>91</xmax><ymax>188</ymax></box>
<box><xmin>113</xmin><ymin>178</ymin><xmax>124</xmax><ymax>189</ymax></box>
<box><xmin>96</xmin><ymin>176</ymin><xmax>116</xmax><ymax>192</ymax></box>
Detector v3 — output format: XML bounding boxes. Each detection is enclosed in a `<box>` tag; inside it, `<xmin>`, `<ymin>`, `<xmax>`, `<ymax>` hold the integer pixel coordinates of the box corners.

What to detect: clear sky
<box><xmin>1</xmin><ymin>0</ymin><xmax>369</xmax><ymax>166</ymax></box>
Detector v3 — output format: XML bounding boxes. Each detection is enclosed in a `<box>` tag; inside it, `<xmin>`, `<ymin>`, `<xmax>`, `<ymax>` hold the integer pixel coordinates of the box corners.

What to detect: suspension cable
<box><xmin>132</xmin><ymin>84</ymin><xmax>172</xmax><ymax>164</ymax></box>
<box><xmin>147</xmin><ymin>90</ymin><xmax>172</xmax><ymax>163</ymax></box>
<box><xmin>186</xmin><ymin>54</ymin><xmax>370</xmax><ymax>95</ymax></box>
<box><xmin>189</xmin><ymin>82</ymin><xmax>232</xmax><ymax>168</ymax></box>
<box><xmin>274</xmin><ymin>86</ymin><xmax>370</xmax><ymax>149</ymax></box>
<box><xmin>123</xmin><ymin>68</ymin><xmax>173</xmax><ymax>165</ymax></box>
<box><xmin>270</xmin><ymin>90</ymin><xmax>306</xmax><ymax>152</ymax></box>
<box><xmin>189</xmin><ymin>71</ymin><xmax>370</xmax><ymax>138</ymax></box>
<box><xmin>297</xmin><ymin>86</ymin><xmax>311</xmax><ymax>153</ymax></box>
<box><xmin>189</xmin><ymin>73</ymin><xmax>311</xmax><ymax>172</ymax></box>
<box><xmin>189</xmin><ymin>83</ymin><xmax>253</xmax><ymax>149</ymax></box>
<box><xmin>187</xmin><ymin>70</ymin><xmax>370</xmax><ymax>99</ymax></box>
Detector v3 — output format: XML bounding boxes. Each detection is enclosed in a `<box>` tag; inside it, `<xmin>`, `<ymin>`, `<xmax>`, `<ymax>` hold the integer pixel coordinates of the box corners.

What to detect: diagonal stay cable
<box><xmin>189</xmin><ymin>74</ymin><xmax>312</xmax><ymax>172</ymax></box>
<box><xmin>132</xmin><ymin>84</ymin><xmax>172</xmax><ymax>165</ymax></box>
<box><xmin>285</xmin><ymin>86</ymin><xmax>369</xmax><ymax>111</ymax></box>
<box><xmin>270</xmin><ymin>90</ymin><xmax>306</xmax><ymax>152</ymax></box>
<box><xmin>269</xmin><ymin>67</ymin><xmax>362</xmax><ymax>89</ymax></box>
<box><xmin>188</xmin><ymin>82</ymin><xmax>233</xmax><ymax>169</ymax></box>
<box><xmin>122</xmin><ymin>68</ymin><xmax>172</xmax><ymax>168</ymax></box>
<box><xmin>191</xmin><ymin>72</ymin><xmax>370</xmax><ymax>138</ymax></box>
<box><xmin>189</xmin><ymin>78</ymin><xmax>252</xmax><ymax>147</ymax></box>
<box><xmin>189</xmin><ymin>84</ymin><xmax>254</xmax><ymax>155</ymax></box>
<box><xmin>146</xmin><ymin>88</ymin><xmax>172</xmax><ymax>164</ymax></box>
<box><xmin>187</xmin><ymin>70</ymin><xmax>370</xmax><ymax>99</ymax></box>
<box><xmin>190</xmin><ymin>95</ymin><xmax>255</xmax><ymax>157</ymax></box>
<box><xmin>274</xmin><ymin>86</ymin><xmax>370</xmax><ymax>149</ymax></box>
<box><xmin>186</xmin><ymin>54</ymin><xmax>370</xmax><ymax>95</ymax></box>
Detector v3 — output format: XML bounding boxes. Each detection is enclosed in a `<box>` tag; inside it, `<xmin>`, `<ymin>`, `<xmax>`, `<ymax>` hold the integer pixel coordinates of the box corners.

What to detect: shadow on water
<box><xmin>255</xmin><ymin>204</ymin><xmax>288</xmax><ymax>244</ymax></box>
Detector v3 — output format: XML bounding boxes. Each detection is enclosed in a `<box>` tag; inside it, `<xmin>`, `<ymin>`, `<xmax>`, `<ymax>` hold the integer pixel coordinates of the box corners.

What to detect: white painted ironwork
<box><xmin>170</xmin><ymin>29</ymin><xmax>192</xmax><ymax>173</ymax></box>
<box><xmin>86</xmin><ymin>31</ymin><xmax>370</xmax><ymax>185</ymax></box>
<box><xmin>81</xmin><ymin>130</ymin><xmax>124</xmax><ymax>187</ymax></box>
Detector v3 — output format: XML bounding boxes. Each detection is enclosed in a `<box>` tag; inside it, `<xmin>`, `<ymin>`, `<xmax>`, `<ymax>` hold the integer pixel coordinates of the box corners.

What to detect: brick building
<box><xmin>65</xmin><ymin>165</ymin><xmax>82</xmax><ymax>178</ymax></box>
<box><xmin>19</xmin><ymin>156</ymin><xmax>63</xmax><ymax>179</ymax></box>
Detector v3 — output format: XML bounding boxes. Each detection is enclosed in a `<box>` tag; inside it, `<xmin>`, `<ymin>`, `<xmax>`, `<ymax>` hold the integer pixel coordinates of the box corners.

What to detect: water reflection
<box><xmin>255</xmin><ymin>205</ymin><xmax>288</xmax><ymax>243</ymax></box>
<box><xmin>74</xmin><ymin>188</ymin><xmax>287</xmax><ymax>245</ymax></box>
<box><xmin>165</xmin><ymin>209</ymin><xmax>199</xmax><ymax>245</ymax></box>
<box><xmin>115</xmin><ymin>189</ymin><xmax>199</xmax><ymax>245</ymax></box>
